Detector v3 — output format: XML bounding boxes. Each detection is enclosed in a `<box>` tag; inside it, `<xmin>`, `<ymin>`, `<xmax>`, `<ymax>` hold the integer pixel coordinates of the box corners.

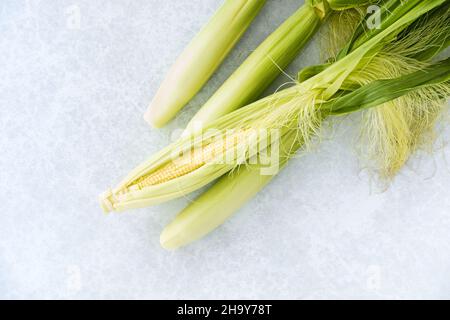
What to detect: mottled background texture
<box><xmin>1</xmin><ymin>0</ymin><xmax>449</xmax><ymax>299</ymax></box>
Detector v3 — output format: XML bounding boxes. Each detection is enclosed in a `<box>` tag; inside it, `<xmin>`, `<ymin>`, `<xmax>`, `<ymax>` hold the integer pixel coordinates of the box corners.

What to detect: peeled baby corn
<box><xmin>161</xmin><ymin>56</ymin><xmax>450</xmax><ymax>249</ymax></box>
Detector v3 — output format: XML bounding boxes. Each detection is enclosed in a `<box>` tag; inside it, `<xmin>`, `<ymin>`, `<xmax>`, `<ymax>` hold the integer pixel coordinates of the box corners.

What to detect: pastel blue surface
<box><xmin>1</xmin><ymin>0</ymin><xmax>449</xmax><ymax>299</ymax></box>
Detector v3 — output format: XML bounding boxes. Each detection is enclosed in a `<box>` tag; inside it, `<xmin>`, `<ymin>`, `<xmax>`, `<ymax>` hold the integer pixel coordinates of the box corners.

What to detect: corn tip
<box><xmin>159</xmin><ymin>228</ymin><xmax>179</xmax><ymax>250</ymax></box>
<box><xmin>99</xmin><ymin>189</ymin><xmax>114</xmax><ymax>214</ymax></box>
<box><xmin>143</xmin><ymin>108</ymin><xmax>164</xmax><ymax>128</ymax></box>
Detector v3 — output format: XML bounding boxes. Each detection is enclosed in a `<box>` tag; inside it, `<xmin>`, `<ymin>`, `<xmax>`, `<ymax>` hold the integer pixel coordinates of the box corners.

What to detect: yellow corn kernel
<box><xmin>129</xmin><ymin>131</ymin><xmax>246</xmax><ymax>190</ymax></box>
<box><xmin>132</xmin><ymin>158</ymin><xmax>204</xmax><ymax>189</ymax></box>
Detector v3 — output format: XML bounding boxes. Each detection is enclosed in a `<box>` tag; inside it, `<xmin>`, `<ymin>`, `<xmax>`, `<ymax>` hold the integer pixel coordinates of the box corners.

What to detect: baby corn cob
<box><xmin>160</xmin><ymin>123</ymin><xmax>304</xmax><ymax>249</ymax></box>
<box><xmin>144</xmin><ymin>0</ymin><xmax>266</xmax><ymax>128</ymax></box>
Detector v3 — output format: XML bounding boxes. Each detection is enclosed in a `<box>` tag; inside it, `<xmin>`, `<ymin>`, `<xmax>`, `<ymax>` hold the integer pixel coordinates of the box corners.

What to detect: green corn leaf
<box><xmin>325</xmin><ymin>58</ymin><xmax>450</xmax><ymax>115</ymax></box>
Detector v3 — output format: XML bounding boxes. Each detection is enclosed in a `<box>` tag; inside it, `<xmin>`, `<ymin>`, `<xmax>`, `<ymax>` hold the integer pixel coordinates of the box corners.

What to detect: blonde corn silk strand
<box><xmin>346</xmin><ymin>8</ymin><xmax>450</xmax><ymax>178</ymax></box>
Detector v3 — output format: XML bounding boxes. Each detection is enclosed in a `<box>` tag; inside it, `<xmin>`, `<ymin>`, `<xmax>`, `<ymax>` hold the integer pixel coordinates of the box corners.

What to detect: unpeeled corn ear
<box><xmin>144</xmin><ymin>0</ymin><xmax>266</xmax><ymax>128</ymax></box>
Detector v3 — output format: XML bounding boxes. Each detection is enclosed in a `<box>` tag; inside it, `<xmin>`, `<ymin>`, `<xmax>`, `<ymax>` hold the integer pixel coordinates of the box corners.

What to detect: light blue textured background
<box><xmin>1</xmin><ymin>0</ymin><xmax>449</xmax><ymax>299</ymax></box>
